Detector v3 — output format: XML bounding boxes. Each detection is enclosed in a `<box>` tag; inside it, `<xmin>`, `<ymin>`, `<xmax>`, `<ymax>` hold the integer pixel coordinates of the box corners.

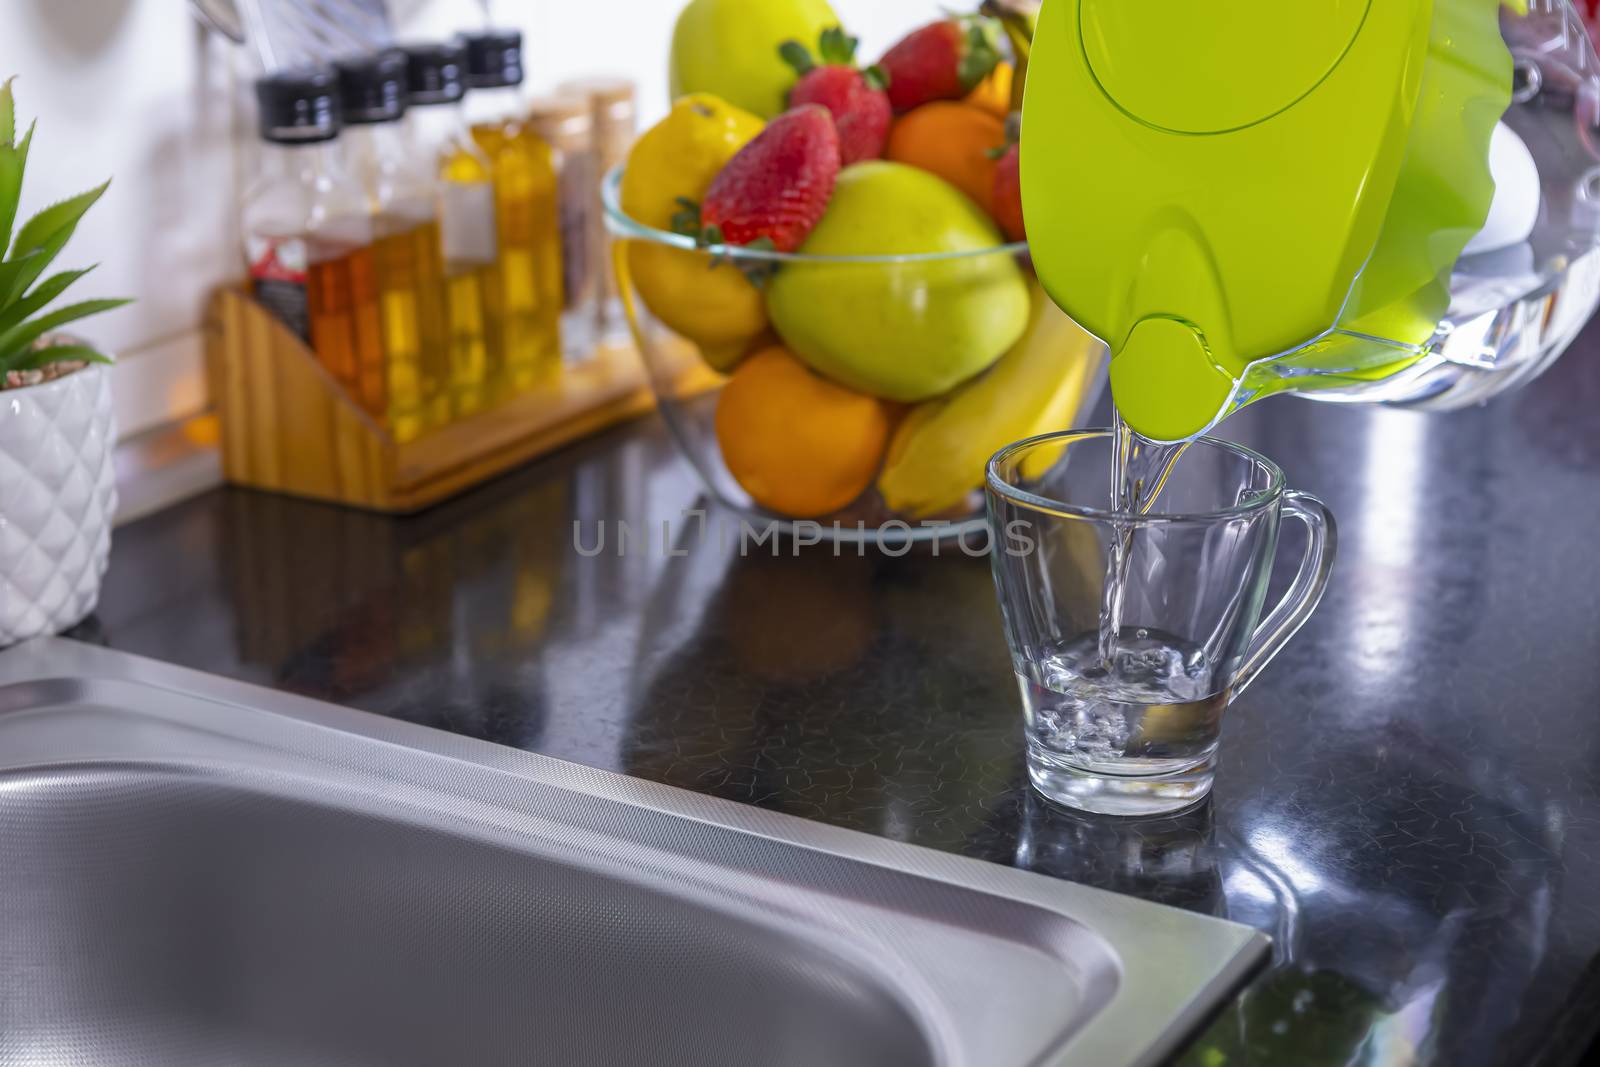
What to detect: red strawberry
<box><xmin>781</xmin><ymin>27</ymin><xmax>892</xmax><ymax>165</ymax></box>
<box><xmin>700</xmin><ymin>105</ymin><xmax>841</xmax><ymax>253</ymax></box>
<box><xmin>992</xmin><ymin>143</ymin><xmax>1024</xmax><ymax>242</ymax></box>
<box><xmin>992</xmin><ymin>115</ymin><xmax>1024</xmax><ymax>242</ymax></box>
<box><xmin>878</xmin><ymin>19</ymin><xmax>1002</xmax><ymax>114</ymax></box>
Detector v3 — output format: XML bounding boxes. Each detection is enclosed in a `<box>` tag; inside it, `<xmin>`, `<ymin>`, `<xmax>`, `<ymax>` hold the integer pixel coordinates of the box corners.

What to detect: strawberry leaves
<box><xmin>670</xmin><ymin>196</ymin><xmax>705</xmax><ymax>240</ymax></box>
<box><xmin>782</xmin><ymin>26</ymin><xmax>861</xmax><ymax>77</ymax></box>
<box><xmin>670</xmin><ymin>195</ymin><xmax>728</xmax><ymax>248</ymax></box>
<box><xmin>817</xmin><ymin>26</ymin><xmax>860</xmax><ymax>67</ymax></box>
<box><xmin>781</xmin><ymin>26</ymin><xmax>889</xmax><ymax>88</ymax></box>
<box><xmin>668</xmin><ymin>196</ymin><xmax>781</xmax><ymax>289</ymax></box>
<box><xmin>779</xmin><ymin>41</ymin><xmax>817</xmax><ymax>78</ymax></box>
<box><xmin>957</xmin><ymin>21</ymin><xmax>1003</xmax><ymax>91</ymax></box>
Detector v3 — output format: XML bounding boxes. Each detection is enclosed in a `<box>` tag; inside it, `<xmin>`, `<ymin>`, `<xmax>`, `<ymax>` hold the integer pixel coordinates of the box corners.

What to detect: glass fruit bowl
<box><xmin>602</xmin><ymin>164</ymin><xmax>1109</xmax><ymax>543</ymax></box>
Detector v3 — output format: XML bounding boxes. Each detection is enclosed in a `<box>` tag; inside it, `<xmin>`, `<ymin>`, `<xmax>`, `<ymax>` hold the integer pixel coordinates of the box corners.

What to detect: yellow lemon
<box><xmin>623</xmin><ymin>244</ymin><xmax>769</xmax><ymax>350</ymax></box>
<box><xmin>620</xmin><ymin>94</ymin><xmax>768</xmax><ymax>353</ymax></box>
<box><xmin>621</xmin><ymin>93</ymin><xmax>763</xmax><ymax>230</ymax></box>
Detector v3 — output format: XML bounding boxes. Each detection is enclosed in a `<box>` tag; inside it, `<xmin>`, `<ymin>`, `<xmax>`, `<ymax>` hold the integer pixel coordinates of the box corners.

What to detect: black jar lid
<box><xmin>255</xmin><ymin>68</ymin><xmax>340</xmax><ymax>144</ymax></box>
<box><xmin>460</xmin><ymin>29</ymin><xmax>524</xmax><ymax>90</ymax></box>
<box><xmin>401</xmin><ymin>42</ymin><xmax>468</xmax><ymax>106</ymax></box>
<box><xmin>334</xmin><ymin>49</ymin><xmax>408</xmax><ymax>124</ymax></box>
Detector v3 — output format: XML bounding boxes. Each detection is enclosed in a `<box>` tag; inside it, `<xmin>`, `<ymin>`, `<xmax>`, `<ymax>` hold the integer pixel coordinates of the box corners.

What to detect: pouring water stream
<box><xmin>1099</xmin><ymin>410</ymin><xmax>1189</xmax><ymax>667</ymax></box>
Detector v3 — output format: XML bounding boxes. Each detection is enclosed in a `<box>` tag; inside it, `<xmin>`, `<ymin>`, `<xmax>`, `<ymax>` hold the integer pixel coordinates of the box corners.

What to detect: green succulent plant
<box><xmin>0</xmin><ymin>77</ymin><xmax>129</xmax><ymax>382</ymax></box>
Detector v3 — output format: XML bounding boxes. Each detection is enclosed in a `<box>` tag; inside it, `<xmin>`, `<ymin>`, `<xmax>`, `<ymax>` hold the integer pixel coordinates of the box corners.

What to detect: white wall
<box><xmin>0</xmin><ymin>0</ymin><xmax>943</xmax><ymax>440</ymax></box>
<box><xmin>1</xmin><ymin>0</ymin><xmax>240</xmax><ymax>438</ymax></box>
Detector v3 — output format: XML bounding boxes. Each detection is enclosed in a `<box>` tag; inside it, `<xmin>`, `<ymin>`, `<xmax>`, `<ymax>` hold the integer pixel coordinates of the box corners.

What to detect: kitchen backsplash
<box><xmin>0</xmin><ymin>0</ymin><xmax>942</xmax><ymax>442</ymax></box>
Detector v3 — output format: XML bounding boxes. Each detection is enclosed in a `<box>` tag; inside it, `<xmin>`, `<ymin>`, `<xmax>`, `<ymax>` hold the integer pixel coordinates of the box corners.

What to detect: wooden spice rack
<box><xmin>205</xmin><ymin>288</ymin><xmax>715</xmax><ymax>513</ymax></box>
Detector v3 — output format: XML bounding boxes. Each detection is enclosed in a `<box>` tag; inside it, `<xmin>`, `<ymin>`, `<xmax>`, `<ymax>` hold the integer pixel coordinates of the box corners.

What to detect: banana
<box><xmin>877</xmin><ymin>280</ymin><xmax>1105</xmax><ymax>518</ymax></box>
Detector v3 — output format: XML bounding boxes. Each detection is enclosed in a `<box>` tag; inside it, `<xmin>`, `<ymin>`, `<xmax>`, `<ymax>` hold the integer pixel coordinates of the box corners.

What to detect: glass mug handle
<box><xmin>1233</xmin><ymin>490</ymin><xmax>1338</xmax><ymax>698</ymax></box>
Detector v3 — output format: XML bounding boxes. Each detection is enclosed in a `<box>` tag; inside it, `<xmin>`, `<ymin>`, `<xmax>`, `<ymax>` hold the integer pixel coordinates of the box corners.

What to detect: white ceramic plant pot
<box><xmin>0</xmin><ymin>363</ymin><xmax>117</xmax><ymax>645</ymax></box>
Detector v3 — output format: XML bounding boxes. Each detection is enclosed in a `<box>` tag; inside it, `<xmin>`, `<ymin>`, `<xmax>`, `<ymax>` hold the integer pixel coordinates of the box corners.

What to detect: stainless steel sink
<box><xmin>0</xmin><ymin>639</ymin><xmax>1265</xmax><ymax>1066</ymax></box>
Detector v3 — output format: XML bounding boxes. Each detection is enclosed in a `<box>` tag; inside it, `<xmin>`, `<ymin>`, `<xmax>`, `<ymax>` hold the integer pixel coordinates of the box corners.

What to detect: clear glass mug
<box><xmin>986</xmin><ymin>431</ymin><xmax>1337</xmax><ymax>817</ymax></box>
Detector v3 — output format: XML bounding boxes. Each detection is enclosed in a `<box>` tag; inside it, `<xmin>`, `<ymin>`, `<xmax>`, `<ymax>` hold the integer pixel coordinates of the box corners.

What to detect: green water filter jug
<box><xmin>1024</xmin><ymin>0</ymin><xmax>1600</xmax><ymax>441</ymax></box>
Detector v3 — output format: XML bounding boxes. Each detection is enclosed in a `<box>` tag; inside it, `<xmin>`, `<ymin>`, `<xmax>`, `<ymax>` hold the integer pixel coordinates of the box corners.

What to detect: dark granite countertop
<box><xmin>85</xmin><ymin>329</ymin><xmax>1600</xmax><ymax>1066</ymax></box>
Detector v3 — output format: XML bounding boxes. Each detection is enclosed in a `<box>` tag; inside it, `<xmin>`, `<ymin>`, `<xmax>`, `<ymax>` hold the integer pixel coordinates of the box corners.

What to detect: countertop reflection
<box><xmin>87</xmin><ymin>335</ymin><xmax>1600</xmax><ymax>1066</ymax></box>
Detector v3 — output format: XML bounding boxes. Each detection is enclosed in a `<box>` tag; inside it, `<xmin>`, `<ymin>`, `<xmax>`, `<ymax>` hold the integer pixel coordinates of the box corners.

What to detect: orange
<box><xmin>715</xmin><ymin>346</ymin><xmax>893</xmax><ymax>517</ymax></box>
<box><xmin>965</xmin><ymin>62</ymin><xmax>1014</xmax><ymax>118</ymax></box>
<box><xmin>885</xmin><ymin>102</ymin><xmax>1006</xmax><ymax>217</ymax></box>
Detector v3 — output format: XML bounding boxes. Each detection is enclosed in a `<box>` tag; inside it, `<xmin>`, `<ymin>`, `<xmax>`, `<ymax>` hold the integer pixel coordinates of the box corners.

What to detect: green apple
<box><xmin>670</xmin><ymin>0</ymin><xmax>840</xmax><ymax>119</ymax></box>
<box><xmin>768</xmin><ymin>162</ymin><xmax>1031</xmax><ymax>403</ymax></box>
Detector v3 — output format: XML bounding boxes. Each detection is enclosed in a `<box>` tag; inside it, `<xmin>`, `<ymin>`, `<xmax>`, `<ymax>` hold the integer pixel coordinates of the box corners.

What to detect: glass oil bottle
<box><xmin>557</xmin><ymin>76</ymin><xmax>636</xmax><ymax>346</ymax></box>
<box><xmin>403</xmin><ymin>42</ymin><xmax>501</xmax><ymax>422</ymax></box>
<box><xmin>525</xmin><ymin>93</ymin><xmax>596</xmax><ymax>365</ymax></box>
<box><xmin>462</xmin><ymin>30</ymin><xmax>564</xmax><ymax>396</ymax></box>
<box><xmin>335</xmin><ymin>51</ymin><xmax>451</xmax><ymax>443</ymax></box>
<box><xmin>243</xmin><ymin>70</ymin><xmax>381</xmax><ymax>410</ymax></box>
